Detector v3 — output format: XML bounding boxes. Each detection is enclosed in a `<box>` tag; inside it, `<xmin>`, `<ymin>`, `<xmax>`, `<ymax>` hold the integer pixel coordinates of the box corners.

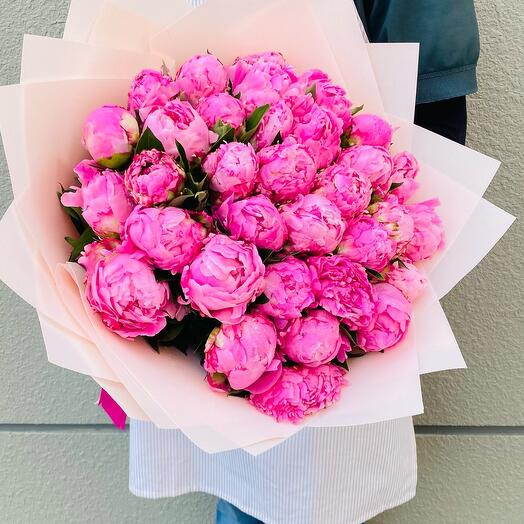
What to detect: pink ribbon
<box><xmin>98</xmin><ymin>388</ymin><xmax>127</xmax><ymax>430</ymax></box>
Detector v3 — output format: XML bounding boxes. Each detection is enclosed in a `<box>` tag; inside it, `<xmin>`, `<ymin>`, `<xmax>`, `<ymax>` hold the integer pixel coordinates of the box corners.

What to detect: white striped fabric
<box><xmin>129</xmin><ymin>418</ymin><xmax>416</xmax><ymax>523</ymax></box>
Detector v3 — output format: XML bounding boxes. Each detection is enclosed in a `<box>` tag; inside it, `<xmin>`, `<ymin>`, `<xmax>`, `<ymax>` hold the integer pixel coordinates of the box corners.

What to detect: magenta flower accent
<box><xmin>197</xmin><ymin>92</ymin><xmax>246</xmax><ymax>130</ymax></box>
<box><xmin>390</xmin><ymin>151</ymin><xmax>420</xmax><ymax>203</ymax></box>
<box><xmin>385</xmin><ymin>260</ymin><xmax>428</xmax><ymax>302</ymax></box>
<box><xmin>350</xmin><ymin>113</ymin><xmax>393</xmax><ymax>148</ymax></box>
<box><xmin>251</xmin><ymin>100</ymin><xmax>294</xmax><ymax>150</ymax></box>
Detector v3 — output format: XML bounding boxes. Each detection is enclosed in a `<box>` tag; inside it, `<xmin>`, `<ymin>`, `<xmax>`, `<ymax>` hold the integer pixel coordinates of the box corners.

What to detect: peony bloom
<box><xmin>78</xmin><ymin>241</ymin><xmax>174</xmax><ymax>339</ymax></box>
<box><xmin>280</xmin><ymin>309</ymin><xmax>342</xmax><ymax>366</ymax></box>
<box><xmin>229</xmin><ymin>52</ymin><xmax>297</xmax><ymax>113</ymax></box>
<box><xmin>339</xmin><ymin>145</ymin><xmax>394</xmax><ymax>196</ymax></box>
<box><xmin>404</xmin><ymin>199</ymin><xmax>445</xmax><ymax>261</ymax></box>
<box><xmin>245</xmin><ymin>356</ymin><xmax>284</xmax><ymax>395</ymax></box>
<box><xmin>127</xmin><ymin>69</ymin><xmax>178</xmax><ymax>120</ymax></box>
<box><xmin>203</xmin><ymin>142</ymin><xmax>258</xmax><ymax>202</ymax></box>
<box><xmin>280</xmin><ymin>194</ymin><xmax>346</xmax><ymax>255</ymax></box>
<box><xmin>357</xmin><ymin>283</ymin><xmax>411</xmax><ymax>351</ymax></box>
<box><xmin>61</xmin><ymin>162</ymin><xmax>133</xmax><ymax>237</ymax></box>
<box><xmin>258</xmin><ymin>257</ymin><xmax>315</xmax><ymax>319</ymax></box>
<box><xmin>369</xmin><ymin>195</ymin><xmax>415</xmax><ymax>251</ymax></box>
<box><xmin>215</xmin><ymin>195</ymin><xmax>287</xmax><ymax>251</ymax></box>
<box><xmin>291</xmin><ymin>102</ymin><xmax>343</xmax><ymax>169</ymax></box>
<box><xmin>390</xmin><ymin>151</ymin><xmax>420</xmax><ymax>203</ymax></box>
<box><xmin>251</xmin><ymin>100</ymin><xmax>294</xmax><ymax>150</ymax></box>
<box><xmin>385</xmin><ymin>260</ymin><xmax>428</xmax><ymax>302</ymax></box>
<box><xmin>314</xmin><ymin>163</ymin><xmax>372</xmax><ymax>221</ymax></box>
<box><xmin>309</xmin><ymin>255</ymin><xmax>376</xmax><ymax>330</ymax></box>
<box><xmin>256</xmin><ymin>139</ymin><xmax>316</xmax><ymax>203</ymax></box>
<box><xmin>204</xmin><ymin>314</ymin><xmax>277</xmax><ymax>390</ymax></box>
<box><xmin>124</xmin><ymin>149</ymin><xmax>185</xmax><ymax>206</ymax></box>
<box><xmin>250</xmin><ymin>364</ymin><xmax>347</xmax><ymax>423</ymax></box>
<box><xmin>143</xmin><ymin>100</ymin><xmax>212</xmax><ymax>159</ymax></box>
<box><xmin>197</xmin><ymin>92</ymin><xmax>246</xmax><ymax>130</ymax></box>
<box><xmin>175</xmin><ymin>53</ymin><xmax>228</xmax><ymax>107</ymax></box>
<box><xmin>350</xmin><ymin>113</ymin><xmax>393</xmax><ymax>148</ymax></box>
<box><xmin>81</xmin><ymin>105</ymin><xmax>139</xmax><ymax>168</ymax></box>
<box><xmin>181</xmin><ymin>234</ymin><xmax>265</xmax><ymax>324</ymax></box>
<box><xmin>124</xmin><ymin>206</ymin><xmax>207</xmax><ymax>274</ymax></box>
<box><xmin>297</xmin><ymin>69</ymin><xmax>352</xmax><ymax>129</ymax></box>
<box><xmin>338</xmin><ymin>215</ymin><xmax>397</xmax><ymax>272</ymax></box>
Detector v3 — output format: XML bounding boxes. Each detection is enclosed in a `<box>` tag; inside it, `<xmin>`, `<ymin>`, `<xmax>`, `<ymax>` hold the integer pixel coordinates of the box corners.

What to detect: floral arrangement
<box><xmin>59</xmin><ymin>51</ymin><xmax>444</xmax><ymax>423</ymax></box>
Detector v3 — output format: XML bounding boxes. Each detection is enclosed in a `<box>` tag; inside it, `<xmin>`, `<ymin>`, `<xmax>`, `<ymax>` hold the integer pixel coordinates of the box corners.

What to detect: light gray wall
<box><xmin>0</xmin><ymin>1</ymin><xmax>522</xmax><ymax>522</ymax></box>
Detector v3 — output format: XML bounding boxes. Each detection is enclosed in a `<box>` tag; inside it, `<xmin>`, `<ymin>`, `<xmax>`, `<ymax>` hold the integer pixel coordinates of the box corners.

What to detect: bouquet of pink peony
<box><xmin>58</xmin><ymin>51</ymin><xmax>445</xmax><ymax>424</ymax></box>
<box><xmin>0</xmin><ymin>0</ymin><xmax>514</xmax><ymax>453</ymax></box>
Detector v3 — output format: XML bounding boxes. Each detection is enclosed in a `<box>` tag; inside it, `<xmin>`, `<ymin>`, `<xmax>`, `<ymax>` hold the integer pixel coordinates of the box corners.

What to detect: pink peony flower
<box><xmin>204</xmin><ymin>314</ymin><xmax>277</xmax><ymax>390</ymax></box>
<box><xmin>143</xmin><ymin>100</ymin><xmax>212</xmax><ymax>159</ymax></box>
<box><xmin>61</xmin><ymin>163</ymin><xmax>133</xmax><ymax>237</ymax></box>
<box><xmin>258</xmin><ymin>257</ymin><xmax>315</xmax><ymax>319</ymax></box>
<box><xmin>314</xmin><ymin>163</ymin><xmax>372</xmax><ymax>221</ymax></box>
<box><xmin>175</xmin><ymin>53</ymin><xmax>228</xmax><ymax>107</ymax></box>
<box><xmin>339</xmin><ymin>145</ymin><xmax>394</xmax><ymax>196</ymax></box>
<box><xmin>124</xmin><ymin>206</ymin><xmax>207</xmax><ymax>274</ymax></box>
<box><xmin>124</xmin><ymin>149</ymin><xmax>185</xmax><ymax>206</ymax></box>
<box><xmin>229</xmin><ymin>52</ymin><xmax>297</xmax><ymax>113</ymax></box>
<box><xmin>280</xmin><ymin>194</ymin><xmax>346</xmax><ymax>255</ymax></box>
<box><xmin>404</xmin><ymin>199</ymin><xmax>445</xmax><ymax>261</ymax></box>
<box><xmin>390</xmin><ymin>151</ymin><xmax>420</xmax><ymax>203</ymax></box>
<box><xmin>181</xmin><ymin>234</ymin><xmax>265</xmax><ymax>324</ymax></box>
<box><xmin>338</xmin><ymin>215</ymin><xmax>397</xmax><ymax>272</ymax></box>
<box><xmin>250</xmin><ymin>364</ymin><xmax>347</xmax><ymax>423</ymax></box>
<box><xmin>350</xmin><ymin>114</ymin><xmax>393</xmax><ymax>148</ymax></box>
<box><xmin>127</xmin><ymin>69</ymin><xmax>178</xmax><ymax>120</ymax></box>
<box><xmin>81</xmin><ymin>105</ymin><xmax>139</xmax><ymax>168</ymax></box>
<box><xmin>385</xmin><ymin>260</ymin><xmax>428</xmax><ymax>302</ymax></box>
<box><xmin>280</xmin><ymin>309</ymin><xmax>342</xmax><ymax>366</ymax></box>
<box><xmin>369</xmin><ymin>195</ymin><xmax>415</xmax><ymax>251</ymax></box>
<box><xmin>251</xmin><ymin>100</ymin><xmax>294</xmax><ymax>150</ymax></box>
<box><xmin>357</xmin><ymin>283</ymin><xmax>411</xmax><ymax>351</ymax></box>
<box><xmin>216</xmin><ymin>195</ymin><xmax>287</xmax><ymax>251</ymax></box>
<box><xmin>297</xmin><ymin>69</ymin><xmax>352</xmax><ymax>129</ymax></box>
<box><xmin>203</xmin><ymin>142</ymin><xmax>258</xmax><ymax>202</ymax></box>
<box><xmin>197</xmin><ymin>92</ymin><xmax>246</xmax><ymax>130</ymax></box>
<box><xmin>256</xmin><ymin>139</ymin><xmax>316</xmax><ymax>203</ymax></box>
<box><xmin>78</xmin><ymin>241</ymin><xmax>174</xmax><ymax>339</ymax></box>
<box><xmin>245</xmin><ymin>356</ymin><xmax>283</xmax><ymax>395</ymax></box>
<box><xmin>291</xmin><ymin>103</ymin><xmax>343</xmax><ymax>169</ymax></box>
<box><xmin>309</xmin><ymin>255</ymin><xmax>376</xmax><ymax>330</ymax></box>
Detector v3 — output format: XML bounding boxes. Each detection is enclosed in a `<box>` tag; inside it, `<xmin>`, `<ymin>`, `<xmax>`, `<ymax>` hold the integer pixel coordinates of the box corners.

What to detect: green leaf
<box><xmin>271</xmin><ymin>131</ymin><xmax>283</xmax><ymax>146</ymax></box>
<box><xmin>227</xmin><ymin>389</ymin><xmax>250</xmax><ymax>398</ymax></box>
<box><xmin>239</xmin><ymin>104</ymin><xmax>270</xmax><ymax>143</ymax></box>
<box><xmin>209</xmin><ymin>120</ymin><xmax>235</xmax><ymax>153</ymax></box>
<box><xmin>65</xmin><ymin>227</ymin><xmax>98</xmax><ymax>262</ymax></box>
<box><xmin>161</xmin><ymin>60</ymin><xmax>171</xmax><ymax>77</ymax></box>
<box><xmin>135</xmin><ymin>127</ymin><xmax>164</xmax><ymax>154</ymax></box>
<box><xmin>340</xmin><ymin>324</ymin><xmax>358</xmax><ymax>346</ymax></box>
<box><xmin>392</xmin><ymin>258</ymin><xmax>408</xmax><ymax>269</ymax></box>
<box><xmin>351</xmin><ymin>104</ymin><xmax>364</xmax><ymax>116</ymax></box>
<box><xmin>175</xmin><ymin>140</ymin><xmax>190</xmax><ymax>173</ymax></box>
<box><xmin>156</xmin><ymin>322</ymin><xmax>185</xmax><ymax>344</ymax></box>
<box><xmin>305</xmin><ymin>82</ymin><xmax>317</xmax><ymax>99</ymax></box>
<box><xmin>154</xmin><ymin>269</ymin><xmax>179</xmax><ymax>282</ymax></box>
<box><xmin>366</xmin><ymin>268</ymin><xmax>385</xmax><ymax>281</ymax></box>
<box><xmin>389</xmin><ymin>182</ymin><xmax>403</xmax><ymax>191</ymax></box>
<box><xmin>253</xmin><ymin>293</ymin><xmax>270</xmax><ymax>305</ymax></box>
